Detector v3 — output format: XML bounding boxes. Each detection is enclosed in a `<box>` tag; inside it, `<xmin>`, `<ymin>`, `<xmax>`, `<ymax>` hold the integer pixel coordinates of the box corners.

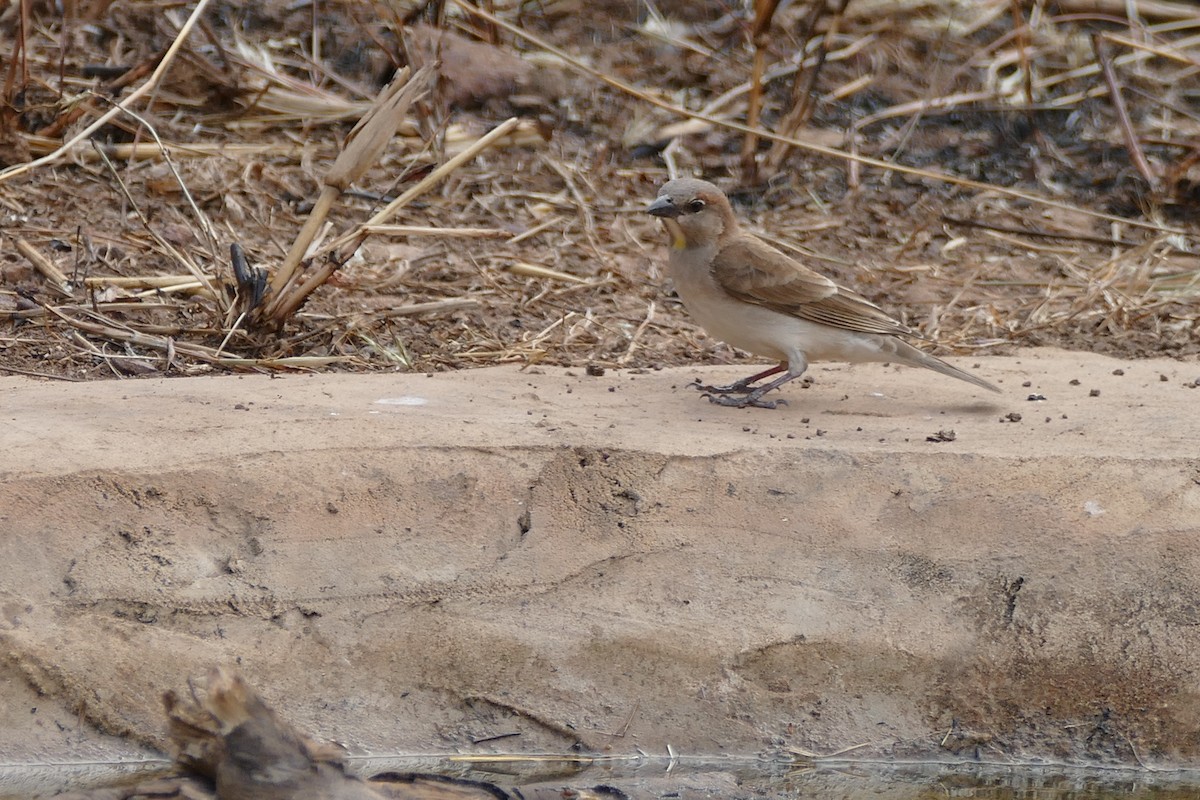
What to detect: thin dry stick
<box><xmin>451</xmin><ymin>0</ymin><xmax>1185</xmax><ymax>235</ymax></box>
<box><xmin>0</xmin><ymin>0</ymin><xmax>216</xmax><ymax>185</ymax></box>
<box><xmin>506</xmin><ymin>215</ymin><xmax>563</xmax><ymax>245</ymax></box>
<box><xmin>266</xmin><ymin>65</ymin><xmax>432</xmax><ymax>308</ymax></box>
<box><xmin>618</xmin><ymin>300</ymin><xmax>655</xmax><ymax>364</ymax></box>
<box><xmin>2</xmin><ymin>0</ymin><xmax>29</xmax><ymax>110</ymax></box>
<box><xmin>13</xmin><ymin>236</ymin><xmax>73</xmax><ymax>297</ymax></box>
<box><xmin>1009</xmin><ymin>0</ymin><xmax>1036</xmax><ymax>108</ymax></box>
<box><xmin>1102</xmin><ymin>30</ymin><xmax>1200</xmax><ymax>67</ymax></box>
<box><xmin>84</xmin><ymin>275</ymin><xmax>212</xmax><ymax>288</ymax></box>
<box><xmin>105</xmin><ymin>99</ymin><xmax>226</xmax><ymax>299</ymax></box>
<box><xmin>47</xmin><ymin>303</ymin><xmax>351</xmax><ymax>370</ymax></box>
<box><xmin>372</xmin><ymin>297</ymin><xmax>480</xmax><ymax>317</ymax></box>
<box><xmin>1093</xmin><ymin>33</ymin><xmax>1162</xmax><ymax>192</ymax></box>
<box><xmin>541</xmin><ymin>154</ymin><xmax>604</xmax><ymax>261</ymax></box>
<box><xmin>91</xmin><ymin>143</ymin><xmax>222</xmax><ymax>306</ymax></box>
<box><xmin>508</xmin><ymin>261</ymin><xmax>590</xmax><ymax>284</ymax></box>
<box><xmin>942</xmin><ymin>215</ymin><xmax>1140</xmax><ymax>247</ymax></box>
<box><xmin>23</xmin><ymin>137</ymin><xmax>295</xmax><ymax>161</ymax></box>
<box><xmin>363</xmin><ymin>225</ymin><xmax>510</xmax><ymax>237</ymax></box>
<box><xmin>316</xmin><ymin>116</ymin><xmax>523</xmax><ymax>259</ymax></box>
<box><xmin>764</xmin><ymin>0</ymin><xmax>844</xmax><ymax>174</ymax></box>
<box><xmin>638</xmin><ymin>33</ymin><xmax>876</xmax><ymax>148</ymax></box>
<box><xmin>265</xmin><ymin>117</ymin><xmax>524</xmax><ymax>324</ymax></box>
<box><xmin>1055</xmin><ymin>0</ymin><xmax>1196</xmax><ymax>20</ymax></box>
<box><xmin>1034</xmin><ymin>30</ymin><xmax>1200</xmax><ymax>99</ymax></box>
<box><xmin>740</xmin><ymin>0</ymin><xmax>782</xmax><ymax>185</ymax></box>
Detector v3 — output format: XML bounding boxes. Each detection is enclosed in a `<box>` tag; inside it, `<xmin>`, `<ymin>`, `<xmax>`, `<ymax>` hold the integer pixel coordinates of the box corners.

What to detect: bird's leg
<box><xmin>705</xmin><ymin>360</ymin><xmax>808</xmax><ymax>409</ymax></box>
<box><xmin>691</xmin><ymin>362</ymin><xmax>787</xmax><ymax>395</ymax></box>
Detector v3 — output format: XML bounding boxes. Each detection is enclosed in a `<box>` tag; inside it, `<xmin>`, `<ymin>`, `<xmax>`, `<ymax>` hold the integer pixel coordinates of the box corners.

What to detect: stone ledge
<box><xmin>1</xmin><ymin>348</ymin><xmax>1197</xmax><ymax>767</ymax></box>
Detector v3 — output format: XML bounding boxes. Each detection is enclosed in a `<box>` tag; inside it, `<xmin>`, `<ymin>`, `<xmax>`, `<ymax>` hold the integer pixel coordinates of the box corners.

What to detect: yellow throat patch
<box><xmin>663</xmin><ymin>219</ymin><xmax>687</xmax><ymax>250</ymax></box>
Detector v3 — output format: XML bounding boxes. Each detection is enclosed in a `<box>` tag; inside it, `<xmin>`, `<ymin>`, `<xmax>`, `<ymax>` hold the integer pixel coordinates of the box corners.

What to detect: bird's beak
<box><xmin>646</xmin><ymin>196</ymin><xmax>680</xmax><ymax>218</ymax></box>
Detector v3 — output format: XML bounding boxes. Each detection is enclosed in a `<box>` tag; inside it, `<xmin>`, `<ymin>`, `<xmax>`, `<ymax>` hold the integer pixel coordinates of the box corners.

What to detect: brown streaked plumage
<box><xmin>646</xmin><ymin>178</ymin><xmax>1000</xmax><ymax>408</ymax></box>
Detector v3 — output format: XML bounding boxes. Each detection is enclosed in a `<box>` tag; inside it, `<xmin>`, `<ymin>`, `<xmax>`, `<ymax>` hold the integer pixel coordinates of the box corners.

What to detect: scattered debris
<box><xmin>2</xmin><ymin>1</ymin><xmax>1198</xmax><ymax>381</ymax></box>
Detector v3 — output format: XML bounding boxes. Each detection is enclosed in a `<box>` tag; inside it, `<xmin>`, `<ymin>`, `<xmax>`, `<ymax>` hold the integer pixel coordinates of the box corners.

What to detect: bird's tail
<box><xmin>887</xmin><ymin>339</ymin><xmax>1001</xmax><ymax>393</ymax></box>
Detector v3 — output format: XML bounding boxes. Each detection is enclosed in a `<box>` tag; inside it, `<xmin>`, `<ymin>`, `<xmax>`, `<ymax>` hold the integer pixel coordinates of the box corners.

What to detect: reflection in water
<box><xmin>5</xmin><ymin>756</ymin><xmax>1200</xmax><ymax>799</ymax></box>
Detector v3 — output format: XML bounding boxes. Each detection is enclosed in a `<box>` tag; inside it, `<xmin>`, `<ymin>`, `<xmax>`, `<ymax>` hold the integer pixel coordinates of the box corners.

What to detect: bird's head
<box><xmin>646</xmin><ymin>178</ymin><xmax>734</xmax><ymax>250</ymax></box>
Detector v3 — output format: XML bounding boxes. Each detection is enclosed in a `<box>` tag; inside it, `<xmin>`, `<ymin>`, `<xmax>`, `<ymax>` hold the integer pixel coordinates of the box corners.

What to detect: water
<box><xmin>5</xmin><ymin>755</ymin><xmax>1200</xmax><ymax>798</ymax></box>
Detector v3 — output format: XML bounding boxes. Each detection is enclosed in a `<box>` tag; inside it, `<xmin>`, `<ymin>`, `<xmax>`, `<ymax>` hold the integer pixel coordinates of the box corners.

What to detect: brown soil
<box><xmin>2</xmin><ymin>1</ymin><xmax>1198</xmax><ymax>384</ymax></box>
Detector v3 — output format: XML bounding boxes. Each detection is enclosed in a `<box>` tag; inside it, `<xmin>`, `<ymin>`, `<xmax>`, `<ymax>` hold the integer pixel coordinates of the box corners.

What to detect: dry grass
<box><xmin>1</xmin><ymin>0</ymin><xmax>1198</xmax><ymax>381</ymax></box>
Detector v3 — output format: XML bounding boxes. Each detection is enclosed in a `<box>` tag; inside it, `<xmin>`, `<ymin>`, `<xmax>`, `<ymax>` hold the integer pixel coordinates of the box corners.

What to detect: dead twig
<box><xmin>1093</xmin><ymin>33</ymin><xmax>1162</xmax><ymax>193</ymax></box>
<box><xmin>764</xmin><ymin>0</ymin><xmax>849</xmax><ymax>175</ymax></box>
<box><xmin>740</xmin><ymin>0</ymin><xmax>782</xmax><ymax>186</ymax></box>
<box><xmin>263</xmin><ymin>65</ymin><xmax>434</xmax><ymax>321</ymax></box>
<box><xmin>12</xmin><ymin>236</ymin><xmax>73</xmax><ymax>298</ymax></box>
<box><xmin>451</xmin><ymin>0</ymin><xmax>1186</xmax><ymax>236</ymax></box>
<box><xmin>0</xmin><ymin>0</ymin><xmax>217</xmax><ymax>185</ymax></box>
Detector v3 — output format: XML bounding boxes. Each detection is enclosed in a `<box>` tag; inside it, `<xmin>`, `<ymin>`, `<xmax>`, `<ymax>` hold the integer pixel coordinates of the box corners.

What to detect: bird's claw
<box><xmin>702</xmin><ymin>392</ymin><xmax>786</xmax><ymax>410</ymax></box>
<box><xmin>689</xmin><ymin>379</ymin><xmax>753</xmax><ymax>395</ymax></box>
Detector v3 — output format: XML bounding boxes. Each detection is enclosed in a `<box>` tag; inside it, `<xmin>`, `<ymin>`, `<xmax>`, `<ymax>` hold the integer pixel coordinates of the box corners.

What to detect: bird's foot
<box><xmin>689</xmin><ymin>378</ymin><xmax>756</xmax><ymax>395</ymax></box>
<box><xmin>703</xmin><ymin>392</ymin><xmax>786</xmax><ymax>410</ymax></box>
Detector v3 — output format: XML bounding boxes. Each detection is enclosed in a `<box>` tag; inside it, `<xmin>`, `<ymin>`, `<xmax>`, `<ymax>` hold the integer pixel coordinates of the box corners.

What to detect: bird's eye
<box><xmin>686</xmin><ymin>199</ymin><xmax>706</xmax><ymax>213</ymax></box>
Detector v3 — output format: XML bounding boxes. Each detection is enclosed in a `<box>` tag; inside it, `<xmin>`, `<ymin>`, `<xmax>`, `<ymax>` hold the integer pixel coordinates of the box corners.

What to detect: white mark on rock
<box><xmin>1083</xmin><ymin>500</ymin><xmax>1105</xmax><ymax>517</ymax></box>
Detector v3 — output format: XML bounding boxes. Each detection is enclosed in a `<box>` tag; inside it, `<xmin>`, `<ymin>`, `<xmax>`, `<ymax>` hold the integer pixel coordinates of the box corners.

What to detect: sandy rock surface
<box><xmin>2</xmin><ymin>349</ymin><xmax>1199</xmax><ymax>771</ymax></box>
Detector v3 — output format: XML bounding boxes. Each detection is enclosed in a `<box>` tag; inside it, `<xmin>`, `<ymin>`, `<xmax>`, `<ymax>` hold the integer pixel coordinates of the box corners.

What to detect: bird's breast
<box><xmin>668</xmin><ymin>250</ymin><xmax>790</xmax><ymax>362</ymax></box>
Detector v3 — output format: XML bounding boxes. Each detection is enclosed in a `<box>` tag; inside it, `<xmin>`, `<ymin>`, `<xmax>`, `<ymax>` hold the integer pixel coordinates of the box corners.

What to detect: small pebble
<box><xmin>1112</xmin><ymin>369</ymin><xmax>1124</xmax><ymax>376</ymax></box>
<box><xmin>586</xmin><ymin>364</ymin><xmax>605</xmax><ymax>377</ymax></box>
<box><xmin>1160</xmin><ymin>374</ymin><xmax>1169</xmax><ymax>382</ymax></box>
<box><xmin>1089</xmin><ymin>389</ymin><xmax>1101</xmax><ymax>397</ymax></box>
<box><xmin>1069</xmin><ymin>379</ymin><xmax>1081</xmax><ymax>386</ymax></box>
<box><xmin>1022</xmin><ymin>381</ymin><xmax>1032</xmax><ymax>387</ymax></box>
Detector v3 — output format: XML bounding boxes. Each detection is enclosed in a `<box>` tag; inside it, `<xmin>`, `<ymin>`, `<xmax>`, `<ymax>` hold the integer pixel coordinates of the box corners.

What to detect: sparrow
<box><xmin>646</xmin><ymin>178</ymin><xmax>1000</xmax><ymax>408</ymax></box>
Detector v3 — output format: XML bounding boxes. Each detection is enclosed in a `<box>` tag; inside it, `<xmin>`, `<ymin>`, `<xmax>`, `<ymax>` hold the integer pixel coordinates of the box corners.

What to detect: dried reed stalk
<box><xmin>263</xmin><ymin>65</ymin><xmax>435</xmax><ymax>323</ymax></box>
<box><xmin>13</xmin><ymin>236</ymin><xmax>73</xmax><ymax>298</ymax></box>
<box><xmin>265</xmin><ymin>115</ymin><xmax>526</xmax><ymax>326</ymax></box>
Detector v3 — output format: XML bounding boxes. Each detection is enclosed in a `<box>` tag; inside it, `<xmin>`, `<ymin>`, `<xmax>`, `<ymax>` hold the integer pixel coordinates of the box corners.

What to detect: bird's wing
<box><xmin>711</xmin><ymin>235</ymin><xmax>914</xmax><ymax>337</ymax></box>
